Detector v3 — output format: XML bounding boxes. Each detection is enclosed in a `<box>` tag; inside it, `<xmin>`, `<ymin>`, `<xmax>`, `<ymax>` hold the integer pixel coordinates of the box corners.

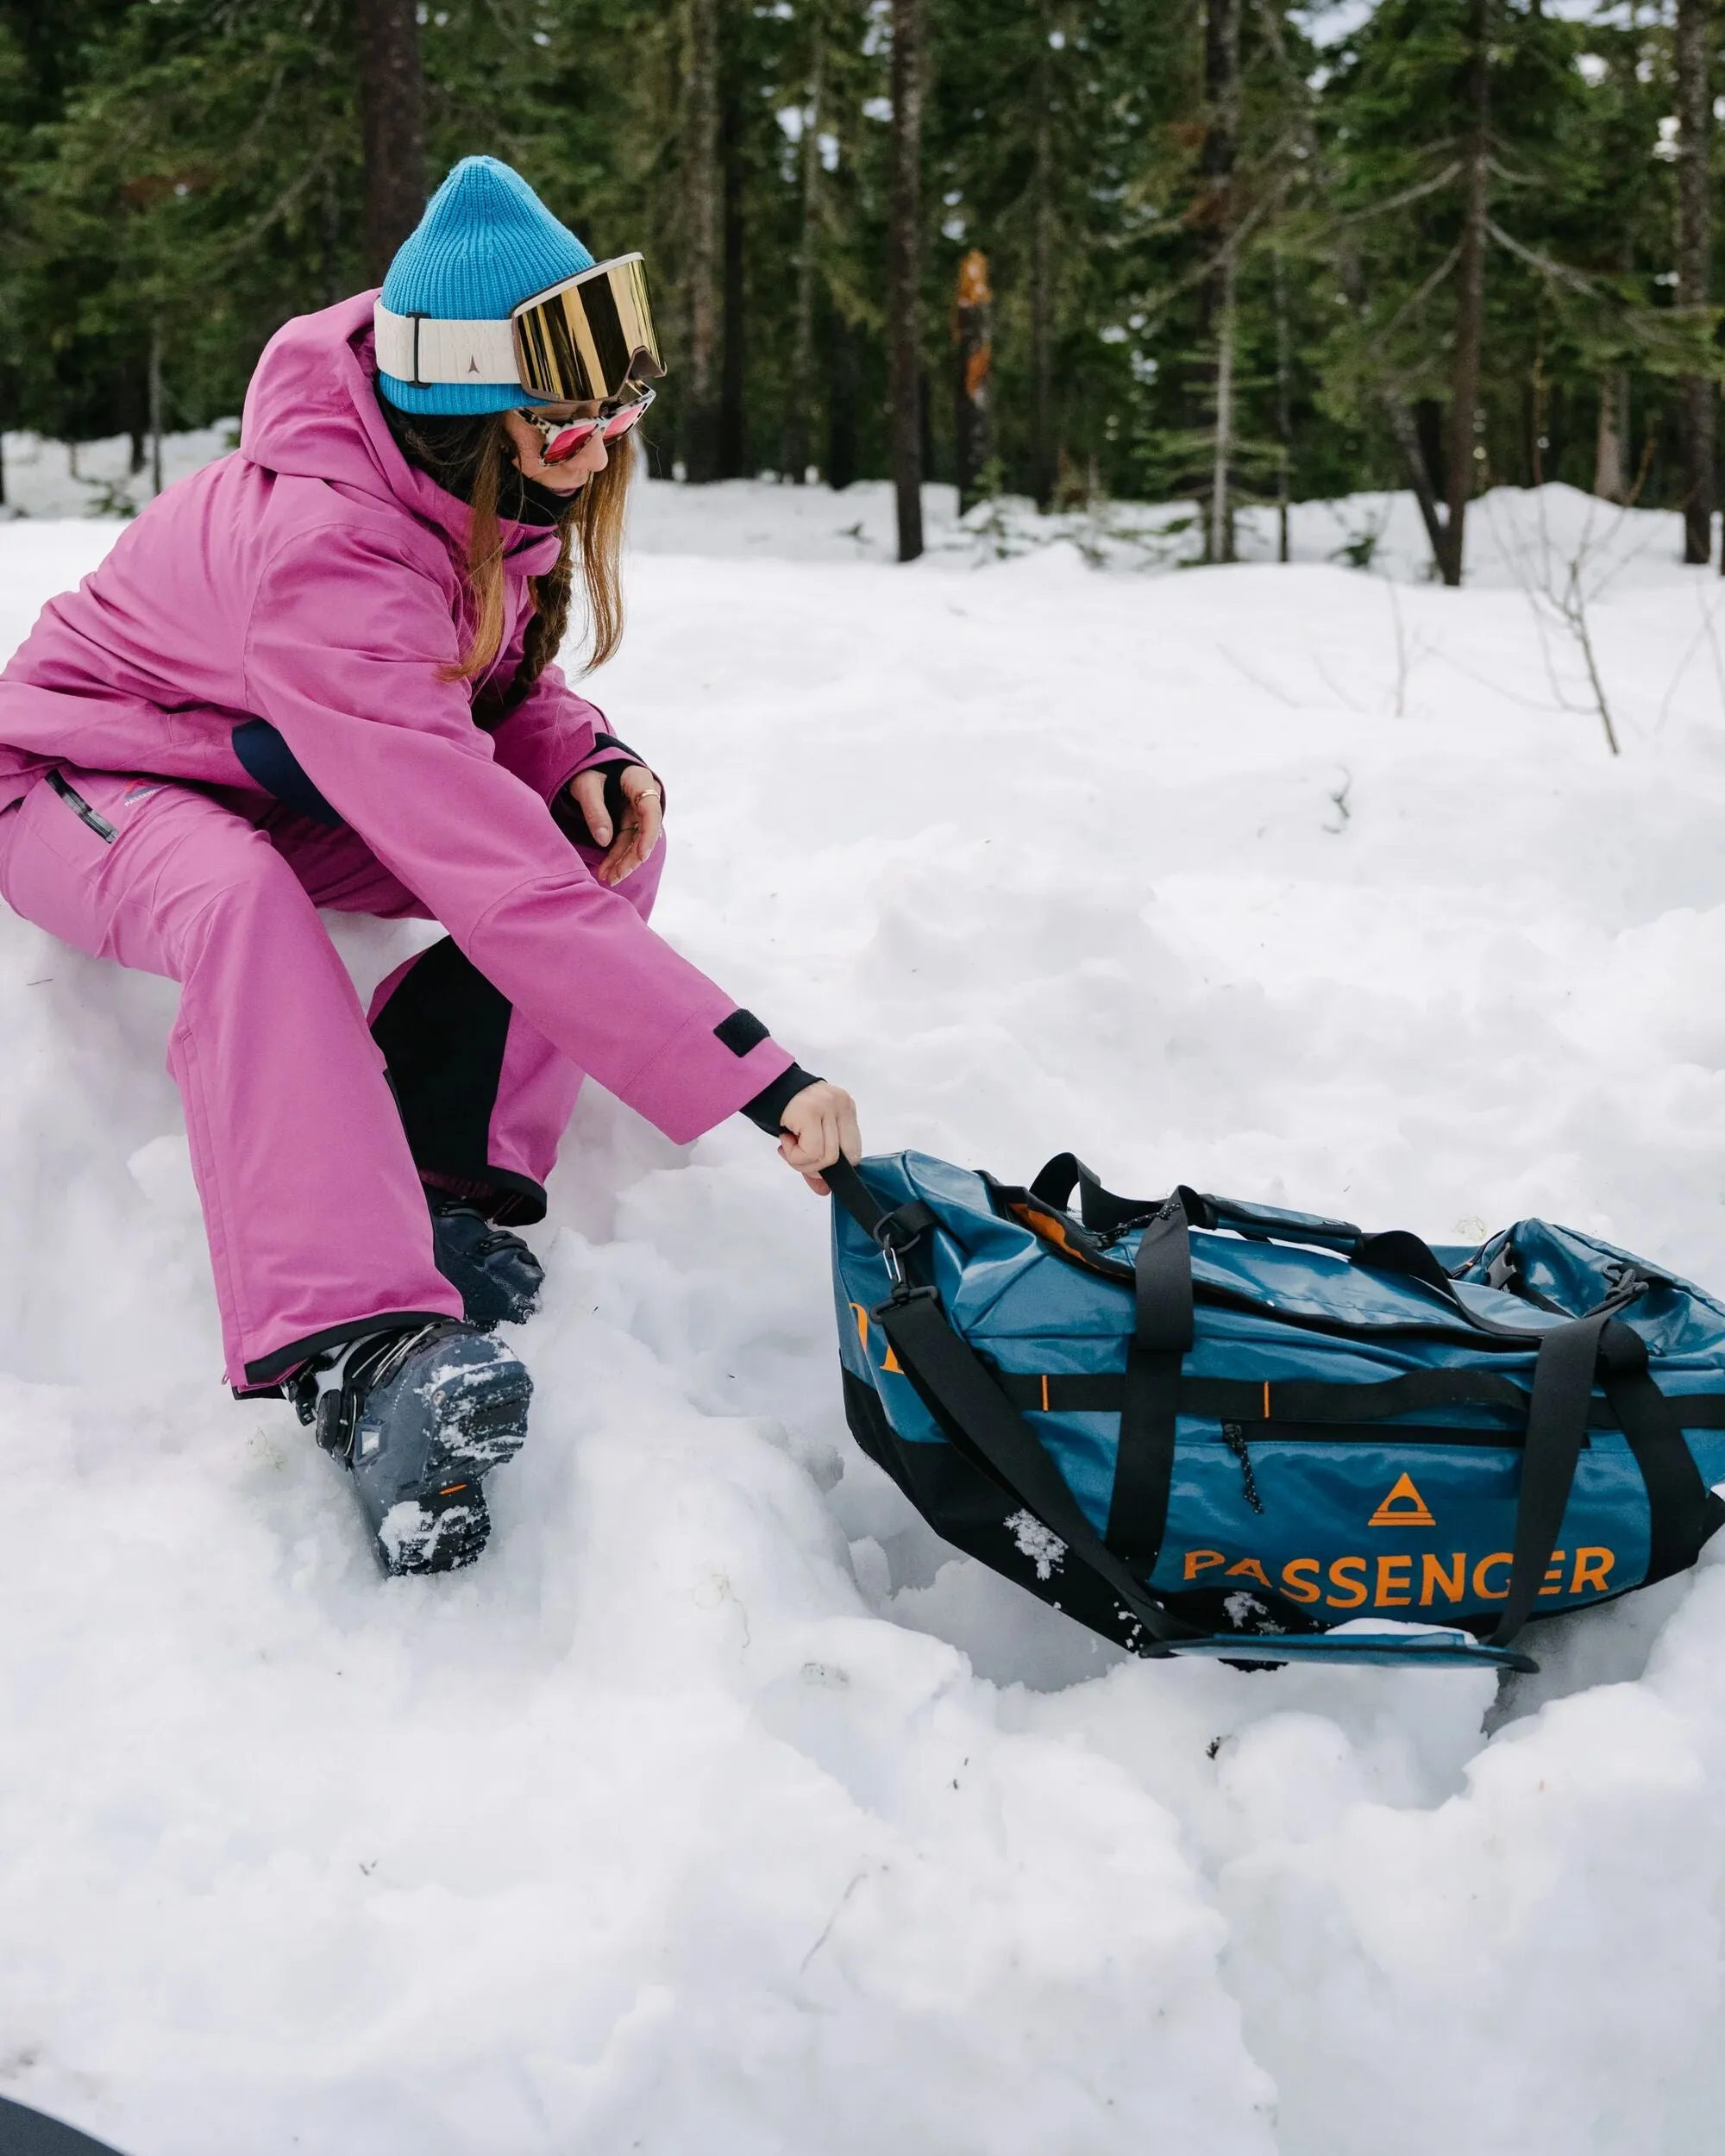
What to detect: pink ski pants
<box><xmin>0</xmin><ymin>768</ymin><xmax>664</xmax><ymax>1388</ymax></box>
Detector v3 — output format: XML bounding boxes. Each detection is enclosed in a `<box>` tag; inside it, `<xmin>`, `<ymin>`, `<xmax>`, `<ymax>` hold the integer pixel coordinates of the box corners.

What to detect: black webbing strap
<box><xmin>1490</xmin><ymin>1313</ymin><xmax>1609</xmax><ymax>1646</ymax></box>
<box><xmin>1105</xmin><ymin>1196</ymin><xmax>1192</xmax><ymax>1574</ymax></box>
<box><xmin>873</xmin><ymin>1288</ymin><xmax>1197</xmax><ymax>1648</ymax></box>
<box><xmin>825</xmin><ymin>1156</ymin><xmax>890</xmax><ymax>1238</ymax></box>
<box><xmin>996</xmin><ymin>1366</ymin><xmax>1542</xmax><ymax>1422</ymax></box>
<box><xmin>827</xmin><ymin>1160</ymin><xmax>1195</xmax><ymax>1648</ymax></box>
<box><xmin>1599</xmin><ymin>1319</ymin><xmax>1715</xmax><ymax>1586</ymax></box>
<box><xmin>990</xmin><ymin>1363</ymin><xmax>1725</xmax><ymax>1433</ymax></box>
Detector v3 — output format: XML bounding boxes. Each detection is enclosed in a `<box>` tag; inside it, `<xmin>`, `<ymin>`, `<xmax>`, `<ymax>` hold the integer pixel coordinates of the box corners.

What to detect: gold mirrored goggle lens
<box><xmin>511</xmin><ymin>254</ymin><xmax>665</xmax><ymax>404</ymax></box>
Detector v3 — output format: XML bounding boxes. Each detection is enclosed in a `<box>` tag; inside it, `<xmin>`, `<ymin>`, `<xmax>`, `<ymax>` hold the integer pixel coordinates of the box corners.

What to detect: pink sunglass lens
<box><xmin>539</xmin><ymin>421</ymin><xmax>599</xmax><ymax>463</ymax></box>
<box><xmin>601</xmin><ymin>401</ymin><xmax>649</xmax><ymax>441</ymax></box>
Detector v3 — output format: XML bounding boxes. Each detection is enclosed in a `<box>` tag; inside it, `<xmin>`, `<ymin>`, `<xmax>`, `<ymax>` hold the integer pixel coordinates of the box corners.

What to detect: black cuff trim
<box><xmin>242</xmin><ymin>1310</ymin><xmax>456</xmax><ymax>1389</ymax></box>
<box><xmin>740</xmin><ymin>1062</ymin><xmax>821</xmax><ymax>1135</ymax></box>
<box><xmin>555</xmin><ymin>758</ymin><xmax>658</xmax><ymax>847</ymax></box>
<box><xmin>591</xmin><ymin>731</ymin><xmax>643</xmax><ymax>762</ymax></box>
<box><xmin>417</xmin><ymin>1163</ymin><xmax>549</xmax><ymax>1228</ymax></box>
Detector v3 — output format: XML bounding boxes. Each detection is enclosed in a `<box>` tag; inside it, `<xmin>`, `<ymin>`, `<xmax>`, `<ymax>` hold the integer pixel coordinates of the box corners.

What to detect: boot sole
<box><xmin>415</xmin><ymin>1351</ymin><xmax>535</xmax><ymax>1484</ymax></box>
<box><xmin>359</xmin><ymin>1340</ymin><xmax>534</xmax><ymax>1576</ymax></box>
<box><xmin>376</xmin><ymin>1484</ymin><xmax>492</xmax><ymax>1575</ymax></box>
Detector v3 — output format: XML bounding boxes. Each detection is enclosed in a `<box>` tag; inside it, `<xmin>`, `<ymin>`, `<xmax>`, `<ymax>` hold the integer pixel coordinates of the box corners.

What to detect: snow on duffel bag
<box><xmin>825</xmin><ymin>1152</ymin><xmax>1725</xmax><ymax>1673</ymax></box>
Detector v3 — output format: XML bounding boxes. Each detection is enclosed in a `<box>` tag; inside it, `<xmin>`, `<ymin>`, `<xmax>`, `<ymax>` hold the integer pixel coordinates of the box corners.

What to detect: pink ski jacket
<box><xmin>0</xmin><ymin>293</ymin><xmax>794</xmax><ymax>1142</ymax></box>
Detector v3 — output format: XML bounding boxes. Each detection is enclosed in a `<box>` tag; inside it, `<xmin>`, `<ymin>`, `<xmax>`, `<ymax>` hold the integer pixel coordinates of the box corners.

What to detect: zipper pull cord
<box><xmin>1221</xmin><ymin>1421</ymin><xmax>1265</xmax><ymax>1515</ymax></box>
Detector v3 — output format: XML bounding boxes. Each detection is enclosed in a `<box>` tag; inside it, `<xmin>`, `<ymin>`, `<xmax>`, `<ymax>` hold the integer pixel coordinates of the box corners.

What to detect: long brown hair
<box><xmin>380</xmin><ymin>403</ymin><xmax>631</xmax><ymax>695</ymax></box>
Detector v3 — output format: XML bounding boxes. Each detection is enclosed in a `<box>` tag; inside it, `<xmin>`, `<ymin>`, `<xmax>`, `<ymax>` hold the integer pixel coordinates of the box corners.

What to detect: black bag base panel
<box><xmin>842</xmin><ymin>1369</ymin><xmax>1540</xmax><ymax>1674</ymax></box>
<box><xmin>0</xmin><ymin>2096</ymin><xmax>129</xmax><ymax>2156</ymax></box>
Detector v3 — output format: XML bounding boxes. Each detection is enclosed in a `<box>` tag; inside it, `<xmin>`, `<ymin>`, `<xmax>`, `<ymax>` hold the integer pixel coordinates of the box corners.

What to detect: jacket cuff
<box><xmin>620</xmin><ymin>1007</ymin><xmax>794</xmax><ymax>1144</ymax></box>
<box><xmin>555</xmin><ymin>736</ymin><xmax>664</xmax><ymax>844</ymax></box>
<box><xmin>740</xmin><ymin>1062</ymin><xmax>822</xmax><ymax>1136</ymax></box>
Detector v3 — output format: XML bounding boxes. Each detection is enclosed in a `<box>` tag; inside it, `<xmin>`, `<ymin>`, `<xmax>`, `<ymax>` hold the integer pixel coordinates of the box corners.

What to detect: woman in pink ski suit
<box><xmin>0</xmin><ymin>157</ymin><xmax>858</xmax><ymax>1573</ymax></box>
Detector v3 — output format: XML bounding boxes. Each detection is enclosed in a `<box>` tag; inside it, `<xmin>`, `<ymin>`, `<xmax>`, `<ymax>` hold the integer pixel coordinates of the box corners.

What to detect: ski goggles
<box><xmin>374</xmin><ymin>253</ymin><xmax>666</xmax><ymax>404</ymax></box>
<box><xmin>525</xmin><ymin>385</ymin><xmax>656</xmax><ymax>464</ymax></box>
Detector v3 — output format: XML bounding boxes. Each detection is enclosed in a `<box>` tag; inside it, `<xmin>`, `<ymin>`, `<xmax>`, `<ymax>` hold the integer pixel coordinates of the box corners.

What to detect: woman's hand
<box><xmin>568</xmin><ymin>763</ymin><xmax>663</xmax><ymax>886</ymax></box>
<box><xmin>775</xmin><ymin>1081</ymin><xmax>862</xmax><ymax>1194</ymax></box>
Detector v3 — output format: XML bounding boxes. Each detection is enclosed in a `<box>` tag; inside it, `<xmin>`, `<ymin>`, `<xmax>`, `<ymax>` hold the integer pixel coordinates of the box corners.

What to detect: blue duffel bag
<box><xmin>826</xmin><ymin>1152</ymin><xmax>1725</xmax><ymax>1672</ymax></box>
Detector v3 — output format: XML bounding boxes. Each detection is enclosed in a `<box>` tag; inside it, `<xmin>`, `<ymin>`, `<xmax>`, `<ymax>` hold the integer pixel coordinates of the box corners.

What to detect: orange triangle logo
<box><xmin>1370</xmin><ymin>1471</ymin><xmax>1435</xmax><ymax>1529</ymax></box>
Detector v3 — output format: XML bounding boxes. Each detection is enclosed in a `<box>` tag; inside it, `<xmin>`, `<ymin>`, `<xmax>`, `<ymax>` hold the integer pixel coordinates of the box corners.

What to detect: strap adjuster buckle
<box><xmin>872</xmin><ymin>1200</ymin><xmax>936</xmax><ymax>1294</ymax></box>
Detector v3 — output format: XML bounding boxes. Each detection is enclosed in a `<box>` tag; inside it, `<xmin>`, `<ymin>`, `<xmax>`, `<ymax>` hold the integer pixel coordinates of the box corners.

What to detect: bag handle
<box><xmin>1487</xmin><ymin>1314</ymin><xmax>1714</xmax><ymax>1646</ymax></box>
<box><xmin>1030</xmin><ymin>1154</ymin><xmax>1461</xmax><ymax>1297</ymax></box>
<box><xmin>1031</xmin><ymin>1153</ymin><xmax>1360</xmax><ymax>1248</ymax></box>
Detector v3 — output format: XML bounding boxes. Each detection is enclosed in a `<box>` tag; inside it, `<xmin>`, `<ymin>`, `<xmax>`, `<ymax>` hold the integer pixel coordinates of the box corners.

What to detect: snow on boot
<box><xmin>289</xmin><ymin>1319</ymin><xmax>532</xmax><ymax>1575</ymax></box>
<box><xmin>428</xmin><ymin>1195</ymin><xmax>544</xmax><ymax>1327</ymax></box>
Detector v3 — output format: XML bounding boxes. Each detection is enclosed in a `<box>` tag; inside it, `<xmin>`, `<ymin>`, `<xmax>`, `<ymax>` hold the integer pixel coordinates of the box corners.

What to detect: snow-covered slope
<box><xmin>4</xmin><ymin>471</ymin><xmax>1725</xmax><ymax>2156</ymax></box>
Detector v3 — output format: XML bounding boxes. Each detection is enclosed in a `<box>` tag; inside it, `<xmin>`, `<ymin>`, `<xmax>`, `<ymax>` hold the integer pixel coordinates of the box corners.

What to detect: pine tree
<box><xmin>888</xmin><ymin>0</ymin><xmax>924</xmax><ymax>558</ymax></box>
<box><xmin>356</xmin><ymin>0</ymin><xmax>425</xmax><ymax>283</ymax></box>
<box><xmin>1674</xmin><ymin>0</ymin><xmax>1713</xmax><ymax>562</ymax></box>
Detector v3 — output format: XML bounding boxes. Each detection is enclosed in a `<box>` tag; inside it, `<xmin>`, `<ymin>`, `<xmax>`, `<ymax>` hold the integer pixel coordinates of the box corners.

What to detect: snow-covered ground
<box><xmin>4</xmin><ymin>446</ymin><xmax>1725</xmax><ymax>2155</ymax></box>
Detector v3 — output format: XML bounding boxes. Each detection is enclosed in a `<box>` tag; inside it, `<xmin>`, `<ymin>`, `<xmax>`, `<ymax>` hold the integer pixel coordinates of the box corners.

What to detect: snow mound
<box><xmin>3</xmin><ymin>486</ymin><xmax>1725</xmax><ymax>2154</ymax></box>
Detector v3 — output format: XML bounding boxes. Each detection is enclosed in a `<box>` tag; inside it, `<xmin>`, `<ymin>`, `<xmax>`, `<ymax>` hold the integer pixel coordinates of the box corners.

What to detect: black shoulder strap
<box><xmin>873</xmin><ymin>1288</ymin><xmax>1200</xmax><ymax>1649</ymax></box>
<box><xmin>827</xmin><ymin>1160</ymin><xmax>1197</xmax><ymax>1648</ymax></box>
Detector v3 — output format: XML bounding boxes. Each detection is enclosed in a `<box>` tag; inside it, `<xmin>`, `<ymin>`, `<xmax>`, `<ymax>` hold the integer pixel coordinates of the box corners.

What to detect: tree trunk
<box><xmin>1030</xmin><ymin>21</ymin><xmax>1056</xmax><ymax>511</ymax></box>
<box><xmin>1437</xmin><ymin>0</ymin><xmax>1490</xmax><ymax>588</ymax></box>
<box><xmin>1272</xmin><ymin>245</ymin><xmax>1292</xmax><ymax>563</ymax></box>
<box><xmin>1676</xmin><ymin>0</ymin><xmax>1714</xmax><ymax>565</ymax></box>
<box><xmin>954</xmin><ymin>248</ymin><xmax>993</xmax><ymax>514</ymax></box>
<box><xmin>354</xmin><ymin>0</ymin><xmax>426</xmax><ymax>285</ymax></box>
<box><xmin>888</xmin><ymin>0</ymin><xmax>924</xmax><ymax>561</ymax></box>
<box><xmin>1201</xmin><ymin>0</ymin><xmax>1239</xmax><ymax>562</ymax></box>
<box><xmin>1209</xmin><ymin>243</ymin><xmax>1238</xmax><ymax>564</ymax></box>
<box><xmin>1594</xmin><ymin>371</ymin><xmax>1629</xmax><ymax>501</ymax></box>
<box><xmin>1384</xmin><ymin>393</ymin><xmax>1448</xmax><ymax>566</ymax></box>
<box><xmin>147</xmin><ymin>321</ymin><xmax>163</xmax><ymax>497</ymax></box>
<box><xmin>827</xmin><ymin>315</ymin><xmax>858</xmax><ymax>492</ymax></box>
<box><xmin>122</xmin><ymin>345</ymin><xmax>147</xmax><ymax>476</ymax></box>
<box><xmin>783</xmin><ymin>30</ymin><xmax>825</xmax><ymax>485</ymax></box>
<box><xmin>682</xmin><ymin>0</ymin><xmax>722</xmax><ymax>483</ymax></box>
<box><xmin>718</xmin><ymin>80</ymin><xmax>747</xmax><ymax>479</ymax></box>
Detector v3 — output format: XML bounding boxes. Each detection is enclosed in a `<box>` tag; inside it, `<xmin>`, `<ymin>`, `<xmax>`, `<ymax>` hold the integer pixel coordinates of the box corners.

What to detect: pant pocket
<box><xmin>44</xmin><ymin>770</ymin><xmax>119</xmax><ymax>843</ymax></box>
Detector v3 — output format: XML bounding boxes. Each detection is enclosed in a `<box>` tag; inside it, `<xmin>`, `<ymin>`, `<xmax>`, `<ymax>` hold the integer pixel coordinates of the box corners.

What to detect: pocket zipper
<box><xmin>45</xmin><ymin>770</ymin><xmax>118</xmax><ymax>844</ymax></box>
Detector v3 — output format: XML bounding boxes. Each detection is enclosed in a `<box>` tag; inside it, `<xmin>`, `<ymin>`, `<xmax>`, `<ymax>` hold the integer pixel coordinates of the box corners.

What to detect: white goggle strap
<box><xmin>373</xmin><ymin>302</ymin><xmax>521</xmax><ymax>389</ymax></box>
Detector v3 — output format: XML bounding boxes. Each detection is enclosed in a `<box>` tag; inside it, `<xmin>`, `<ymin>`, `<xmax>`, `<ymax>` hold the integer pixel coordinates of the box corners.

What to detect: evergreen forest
<box><xmin>3</xmin><ymin>0</ymin><xmax>1723</xmax><ymax>578</ymax></box>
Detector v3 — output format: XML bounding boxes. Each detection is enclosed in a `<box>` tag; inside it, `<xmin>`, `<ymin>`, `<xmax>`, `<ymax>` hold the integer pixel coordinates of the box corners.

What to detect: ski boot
<box><xmin>290</xmin><ymin>1319</ymin><xmax>532</xmax><ymax>1574</ymax></box>
<box><xmin>428</xmin><ymin>1194</ymin><xmax>544</xmax><ymax>1327</ymax></box>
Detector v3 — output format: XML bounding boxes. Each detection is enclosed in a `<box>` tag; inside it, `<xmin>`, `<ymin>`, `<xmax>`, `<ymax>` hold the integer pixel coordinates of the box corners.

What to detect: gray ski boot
<box><xmin>428</xmin><ymin>1194</ymin><xmax>544</xmax><ymax>1327</ymax></box>
<box><xmin>290</xmin><ymin>1319</ymin><xmax>532</xmax><ymax>1574</ymax></box>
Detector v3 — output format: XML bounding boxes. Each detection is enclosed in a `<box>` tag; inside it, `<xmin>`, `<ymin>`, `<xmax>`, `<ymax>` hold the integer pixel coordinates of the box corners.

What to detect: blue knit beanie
<box><xmin>377</xmin><ymin>156</ymin><xmax>595</xmax><ymax>414</ymax></box>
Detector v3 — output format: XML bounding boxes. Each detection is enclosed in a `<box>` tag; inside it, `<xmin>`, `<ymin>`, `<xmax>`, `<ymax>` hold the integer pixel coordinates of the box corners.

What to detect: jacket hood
<box><xmin>239</xmin><ymin>292</ymin><xmax>562</xmax><ymax>575</ymax></box>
